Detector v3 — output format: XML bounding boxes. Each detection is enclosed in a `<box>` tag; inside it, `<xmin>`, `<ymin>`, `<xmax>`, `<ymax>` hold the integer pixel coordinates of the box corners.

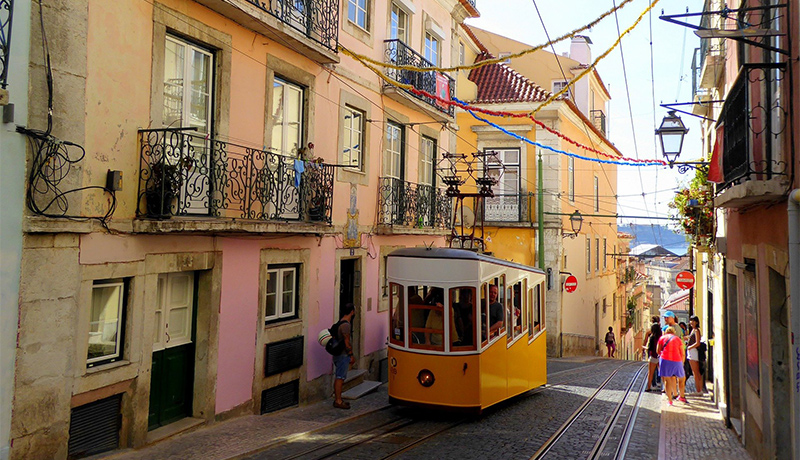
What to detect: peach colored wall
<box><xmin>79</xmin><ymin>233</ymin><xmax>217</xmax><ymax>265</ymax></box>
<box><xmin>216</xmin><ymin>239</ymin><xmax>260</xmax><ymax>413</ymax></box>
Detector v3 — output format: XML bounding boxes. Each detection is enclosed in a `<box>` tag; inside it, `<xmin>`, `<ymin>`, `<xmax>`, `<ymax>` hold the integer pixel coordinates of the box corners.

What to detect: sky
<box><xmin>467</xmin><ymin>0</ymin><xmax>705</xmax><ymax>248</ymax></box>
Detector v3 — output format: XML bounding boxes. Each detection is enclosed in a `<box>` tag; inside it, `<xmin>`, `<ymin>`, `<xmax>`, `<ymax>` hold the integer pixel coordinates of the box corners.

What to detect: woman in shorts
<box><xmin>657</xmin><ymin>326</ymin><xmax>686</xmax><ymax>405</ymax></box>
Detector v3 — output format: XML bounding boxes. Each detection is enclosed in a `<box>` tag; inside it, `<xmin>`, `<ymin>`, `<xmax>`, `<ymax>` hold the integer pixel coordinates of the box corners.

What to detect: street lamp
<box><xmin>655</xmin><ymin>111</ymin><xmax>708</xmax><ymax>173</ymax></box>
<box><xmin>563</xmin><ymin>210</ymin><xmax>583</xmax><ymax>238</ymax></box>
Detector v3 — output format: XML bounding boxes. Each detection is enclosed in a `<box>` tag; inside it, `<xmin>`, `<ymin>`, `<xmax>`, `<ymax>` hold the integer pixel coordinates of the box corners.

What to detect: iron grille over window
<box><xmin>264</xmin><ymin>336</ymin><xmax>304</xmax><ymax>376</ymax></box>
<box><xmin>138</xmin><ymin>128</ymin><xmax>335</xmax><ymax>223</ymax></box>
<box><xmin>246</xmin><ymin>0</ymin><xmax>339</xmax><ymax>52</ymax></box>
<box><xmin>720</xmin><ymin>72</ymin><xmax>748</xmax><ymax>183</ymax></box>
<box><xmin>384</xmin><ymin>39</ymin><xmax>455</xmax><ymax>117</ymax></box>
<box><xmin>0</xmin><ymin>0</ymin><xmax>13</xmax><ymax>90</ymax></box>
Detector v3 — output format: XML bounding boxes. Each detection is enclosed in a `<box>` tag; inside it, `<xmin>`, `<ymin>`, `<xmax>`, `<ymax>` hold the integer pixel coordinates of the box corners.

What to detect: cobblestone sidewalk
<box><xmin>101</xmin><ymin>386</ymin><xmax>390</xmax><ymax>460</ymax></box>
<box><xmin>658</xmin><ymin>388</ymin><xmax>750</xmax><ymax>460</ymax></box>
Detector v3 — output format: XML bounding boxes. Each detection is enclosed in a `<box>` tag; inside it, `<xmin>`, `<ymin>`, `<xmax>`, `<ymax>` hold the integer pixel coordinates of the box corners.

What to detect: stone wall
<box><xmin>561</xmin><ymin>333</ymin><xmax>597</xmax><ymax>357</ymax></box>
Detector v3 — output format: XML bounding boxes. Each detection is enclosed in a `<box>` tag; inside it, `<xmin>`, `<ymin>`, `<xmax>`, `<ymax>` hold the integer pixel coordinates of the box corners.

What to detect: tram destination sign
<box><xmin>676</xmin><ymin>271</ymin><xmax>695</xmax><ymax>290</ymax></box>
<box><xmin>564</xmin><ymin>275</ymin><xmax>578</xmax><ymax>293</ymax></box>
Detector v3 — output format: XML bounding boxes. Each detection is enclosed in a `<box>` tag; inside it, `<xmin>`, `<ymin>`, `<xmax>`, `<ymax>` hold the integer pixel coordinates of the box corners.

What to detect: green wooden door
<box><xmin>148</xmin><ymin>272</ymin><xmax>196</xmax><ymax>430</ymax></box>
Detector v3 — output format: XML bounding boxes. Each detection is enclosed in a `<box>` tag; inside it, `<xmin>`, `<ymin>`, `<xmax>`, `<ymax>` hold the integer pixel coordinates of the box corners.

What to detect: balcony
<box><xmin>377</xmin><ymin>177</ymin><xmax>451</xmax><ymax>232</ymax></box>
<box><xmin>715</xmin><ymin>66</ymin><xmax>790</xmax><ymax>209</ymax></box>
<box><xmin>590</xmin><ymin>110</ymin><xmax>606</xmax><ymax>136</ymax></box>
<box><xmin>194</xmin><ymin>0</ymin><xmax>339</xmax><ymax>64</ymax></box>
<box><xmin>458</xmin><ymin>0</ymin><xmax>479</xmax><ymax>17</ymax></box>
<box><xmin>137</xmin><ymin>128</ymin><xmax>334</xmax><ymax>226</ymax></box>
<box><xmin>482</xmin><ymin>192</ymin><xmax>532</xmax><ymax>224</ymax></box>
<box><xmin>383</xmin><ymin>39</ymin><xmax>455</xmax><ymax>120</ymax></box>
<box><xmin>1</xmin><ymin>0</ymin><xmax>13</xmax><ymax>93</ymax></box>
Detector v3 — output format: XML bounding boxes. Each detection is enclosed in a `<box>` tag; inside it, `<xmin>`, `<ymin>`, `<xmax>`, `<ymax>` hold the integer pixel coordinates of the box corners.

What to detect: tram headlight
<box><xmin>417</xmin><ymin>369</ymin><xmax>435</xmax><ymax>387</ymax></box>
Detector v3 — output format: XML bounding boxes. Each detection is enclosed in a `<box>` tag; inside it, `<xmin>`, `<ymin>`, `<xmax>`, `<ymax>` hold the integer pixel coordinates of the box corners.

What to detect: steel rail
<box><xmin>613</xmin><ymin>363</ymin><xmax>650</xmax><ymax>460</ymax></box>
<box><xmin>588</xmin><ymin>363</ymin><xmax>648</xmax><ymax>459</ymax></box>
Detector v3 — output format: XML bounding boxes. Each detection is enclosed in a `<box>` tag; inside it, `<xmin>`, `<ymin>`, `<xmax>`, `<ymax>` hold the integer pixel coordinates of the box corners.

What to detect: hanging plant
<box><xmin>668</xmin><ymin>168</ymin><xmax>714</xmax><ymax>247</ymax></box>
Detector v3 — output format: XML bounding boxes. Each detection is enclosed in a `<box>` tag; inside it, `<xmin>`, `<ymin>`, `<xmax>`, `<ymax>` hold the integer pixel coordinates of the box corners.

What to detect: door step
<box><xmin>342</xmin><ymin>381</ymin><xmax>383</xmax><ymax>400</ymax></box>
<box><xmin>342</xmin><ymin>369</ymin><xmax>367</xmax><ymax>392</ymax></box>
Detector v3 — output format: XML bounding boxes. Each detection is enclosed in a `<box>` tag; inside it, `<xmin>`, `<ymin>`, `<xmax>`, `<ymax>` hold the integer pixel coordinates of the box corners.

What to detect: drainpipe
<box><xmin>789</xmin><ymin>189</ymin><xmax>800</xmax><ymax>460</ymax></box>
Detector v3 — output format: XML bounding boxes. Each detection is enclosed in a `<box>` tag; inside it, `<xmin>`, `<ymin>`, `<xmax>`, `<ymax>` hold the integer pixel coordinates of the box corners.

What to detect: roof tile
<box><xmin>467</xmin><ymin>52</ymin><xmax>553</xmax><ymax>104</ymax></box>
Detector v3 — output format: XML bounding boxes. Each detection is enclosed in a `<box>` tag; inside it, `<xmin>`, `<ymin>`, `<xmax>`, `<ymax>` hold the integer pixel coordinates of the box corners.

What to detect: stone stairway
<box><xmin>341</xmin><ymin>369</ymin><xmax>383</xmax><ymax>400</ymax></box>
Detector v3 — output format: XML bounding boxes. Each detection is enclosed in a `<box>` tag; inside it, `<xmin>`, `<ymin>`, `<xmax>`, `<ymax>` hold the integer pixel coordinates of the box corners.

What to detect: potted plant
<box><xmin>669</xmin><ymin>168</ymin><xmax>714</xmax><ymax>248</ymax></box>
<box><xmin>145</xmin><ymin>161</ymin><xmax>184</xmax><ymax>218</ymax></box>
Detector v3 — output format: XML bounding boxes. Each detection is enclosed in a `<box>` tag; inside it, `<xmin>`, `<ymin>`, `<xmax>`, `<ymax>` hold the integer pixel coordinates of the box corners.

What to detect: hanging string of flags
<box><xmin>338</xmin><ymin>0</ymin><xmax>636</xmax><ymax>73</ymax></box>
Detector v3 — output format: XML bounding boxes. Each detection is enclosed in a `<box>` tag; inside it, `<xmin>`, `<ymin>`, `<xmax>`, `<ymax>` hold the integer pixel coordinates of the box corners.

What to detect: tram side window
<box><xmin>450</xmin><ymin>287</ymin><xmax>477</xmax><ymax>351</ymax></box>
<box><xmin>532</xmin><ymin>283</ymin><xmax>543</xmax><ymax>335</ymax></box>
<box><xmin>487</xmin><ymin>276</ymin><xmax>505</xmax><ymax>342</ymax></box>
<box><xmin>389</xmin><ymin>283</ymin><xmax>404</xmax><ymax>346</ymax></box>
<box><xmin>480</xmin><ymin>283</ymin><xmax>488</xmax><ymax>346</ymax></box>
<box><xmin>408</xmin><ymin>285</ymin><xmax>446</xmax><ymax>351</ymax></box>
<box><xmin>508</xmin><ymin>281</ymin><xmax>524</xmax><ymax>341</ymax></box>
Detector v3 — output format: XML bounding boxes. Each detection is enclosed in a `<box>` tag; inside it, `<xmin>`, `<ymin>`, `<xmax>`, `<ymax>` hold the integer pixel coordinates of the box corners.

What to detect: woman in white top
<box><xmin>686</xmin><ymin>315</ymin><xmax>706</xmax><ymax>395</ymax></box>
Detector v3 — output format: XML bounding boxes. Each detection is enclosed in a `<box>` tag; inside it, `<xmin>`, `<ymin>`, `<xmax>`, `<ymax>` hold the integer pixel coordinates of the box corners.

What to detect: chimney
<box><xmin>569</xmin><ymin>35</ymin><xmax>592</xmax><ymax>65</ymax></box>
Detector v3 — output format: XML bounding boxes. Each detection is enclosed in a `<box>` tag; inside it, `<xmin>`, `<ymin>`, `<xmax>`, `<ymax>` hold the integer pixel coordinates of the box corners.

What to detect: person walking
<box><xmin>657</xmin><ymin>325</ymin><xmax>687</xmax><ymax>405</ymax></box>
<box><xmin>642</xmin><ymin>316</ymin><xmax>662</xmax><ymax>391</ymax></box>
<box><xmin>333</xmin><ymin>303</ymin><xmax>356</xmax><ymax>409</ymax></box>
<box><xmin>686</xmin><ymin>315</ymin><xmax>707</xmax><ymax>395</ymax></box>
<box><xmin>605</xmin><ymin>326</ymin><xmax>616</xmax><ymax>358</ymax></box>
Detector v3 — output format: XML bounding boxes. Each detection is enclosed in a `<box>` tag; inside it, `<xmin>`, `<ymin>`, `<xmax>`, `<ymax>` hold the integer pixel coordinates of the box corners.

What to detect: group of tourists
<box><xmin>643</xmin><ymin>311</ymin><xmax>708</xmax><ymax>406</ymax></box>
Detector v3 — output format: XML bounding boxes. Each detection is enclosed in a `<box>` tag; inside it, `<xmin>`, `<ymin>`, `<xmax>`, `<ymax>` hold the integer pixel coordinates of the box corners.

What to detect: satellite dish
<box><xmin>453</xmin><ymin>206</ymin><xmax>475</xmax><ymax>230</ymax></box>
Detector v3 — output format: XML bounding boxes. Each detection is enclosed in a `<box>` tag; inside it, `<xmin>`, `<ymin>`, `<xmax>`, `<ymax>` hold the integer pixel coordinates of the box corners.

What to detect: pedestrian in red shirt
<box><xmin>657</xmin><ymin>326</ymin><xmax>686</xmax><ymax>405</ymax></box>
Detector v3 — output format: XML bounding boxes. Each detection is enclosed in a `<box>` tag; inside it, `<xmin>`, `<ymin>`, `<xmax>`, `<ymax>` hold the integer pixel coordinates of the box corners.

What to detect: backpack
<box><xmin>698</xmin><ymin>341</ymin><xmax>707</xmax><ymax>362</ymax></box>
<box><xmin>322</xmin><ymin>320</ymin><xmax>346</xmax><ymax>356</ymax></box>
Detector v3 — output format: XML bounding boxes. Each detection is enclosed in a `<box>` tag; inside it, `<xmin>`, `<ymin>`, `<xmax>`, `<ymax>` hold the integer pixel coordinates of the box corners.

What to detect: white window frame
<box><xmin>390</xmin><ymin>3</ymin><xmax>409</xmax><ymax>42</ymax></box>
<box><xmin>594</xmin><ymin>175</ymin><xmax>599</xmax><ymax>211</ymax></box>
<box><xmin>459</xmin><ymin>41</ymin><xmax>465</xmax><ymax>66</ymax></box>
<box><xmin>568</xmin><ymin>157</ymin><xmax>575</xmax><ymax>202</ymax></box>
<box><xmin>586</xmin><ymin>237</ymin><xmax>592</xmax><ymax>274</ymax></box>
<box><xmin>603</xmin><ymin>238</ymin><xmax>608</xmax><ymax>270</ymax></box>
<box><xmin>553</xmin><ymin>80</ymin><xmax>568</xmax><ymax>94</ymax></box>
<box><xmin>383</xmin><ymin>121</ymin><xmax>403</xmax><ymax>179</ymax></box>
<box><xmin>424</xmin><ymin>32</ymin><xmax>439</xmax><ymax>65</ymax></box>
<box><xmin>265</xmin><ymin>266</ymin><xmax>298</xmax><ymax>323</ymax></box>
<box><xmin>348</xmin><ymin>0</ymin><xmax>369</xmax><ymax>30</ymax></box>
<box><xmin>272</xmin><ymin>77</ymin><xmax>305</xmax><ymax>157</ymax></box>
<box><xmin>87</xmin><ymin>280</ymin><xmax>126</xmax><ymax>366</ymax></box>
<box><xmin>343</xmin><ymin>106</ymin><xmax>364</xmax><ymax>170</ymax></box>
<box><xmin>596</xmin><ymin>238</ymin><xmax>600</xmax><ymax>272</ymax></box>
<box><xmin>420</xmin><ymin>136</ymin><xmax>436</xmax><ymax>187</ymax></box>
<box><xmin>163</xmin><ymin>35</ymin><xmax>214</xmax><ymax>133</ymax></box>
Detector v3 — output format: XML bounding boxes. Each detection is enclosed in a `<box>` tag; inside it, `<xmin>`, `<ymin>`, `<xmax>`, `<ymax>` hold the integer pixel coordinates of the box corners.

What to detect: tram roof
<box><xmin>388</xmin><ymin>247</ymin><xmax>545</xmax><ymax>274</ymax></box>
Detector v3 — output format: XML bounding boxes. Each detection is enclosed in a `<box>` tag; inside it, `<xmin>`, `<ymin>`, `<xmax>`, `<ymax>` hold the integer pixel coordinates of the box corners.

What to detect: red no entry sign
<box><xmin>564</xmin><ymin>275</ymin><xmax>578</xmax><ymax>293</ymax></box>
<box><xmin>676</xmin><ymin>271</ymin><xmax>695</xmax><ymax>290</ymax></box>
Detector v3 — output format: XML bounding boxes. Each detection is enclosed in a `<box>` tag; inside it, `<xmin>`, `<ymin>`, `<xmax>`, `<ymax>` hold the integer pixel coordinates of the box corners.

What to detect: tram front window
<box><xmin>408</xmin><ymin>285</ymin><xmax>448</xmax><ymax>351</ymax></box>
<box><xmin>450</xmin><ymin>287</ymin><xmax>477</xmax><ymax>351</ymax></box>
<box><xmin>389</xmin><ymin>283</ymin><xmax>404</xmax><ymax>346</ymax></box>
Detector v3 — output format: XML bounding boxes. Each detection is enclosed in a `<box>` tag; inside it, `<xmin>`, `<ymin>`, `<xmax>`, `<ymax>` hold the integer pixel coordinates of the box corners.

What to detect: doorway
<box><xmin>149</xmin><ymin>272</ymin><xmax>197</xmax><ymax>430</ymax></box>
<box><xmin>339</xmin><ymin>258</ymin><xmax>362</xmax><ymax>363</ymax></box>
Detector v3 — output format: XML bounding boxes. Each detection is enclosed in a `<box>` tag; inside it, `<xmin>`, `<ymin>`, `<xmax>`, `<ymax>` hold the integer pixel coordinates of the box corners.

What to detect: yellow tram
<box><xmin>386</xmin><ymin>247</ymin><xmax>547</xmax><ymax>412</ymax></box>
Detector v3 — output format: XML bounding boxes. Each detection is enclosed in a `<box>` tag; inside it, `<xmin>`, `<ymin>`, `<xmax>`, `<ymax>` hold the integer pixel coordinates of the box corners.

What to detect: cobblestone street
<box><xmin>100</xmin><ymin>358</ymin><xmax>750</xmax><ymax>460</ymax></box>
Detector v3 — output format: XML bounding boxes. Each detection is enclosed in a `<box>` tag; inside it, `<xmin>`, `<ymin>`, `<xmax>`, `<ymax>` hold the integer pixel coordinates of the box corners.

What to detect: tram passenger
<box><xmin>409</xmin><ymin>286</ymin><xmax>426</xmax><ymax>344</ymax></box>
<box><xmin>488</xmin><ymin>284</ymin><xmax>504</xmax><ymax>338</ymax></box>
<box><xmin>424</xmin><ymin>288</ymin><xmax>458</xmax><ymax>346</ymax></box>
<box><xmin>453</xmin><ymin>288</ymin><xmax>474</xmax><ymax>346</ymax></box>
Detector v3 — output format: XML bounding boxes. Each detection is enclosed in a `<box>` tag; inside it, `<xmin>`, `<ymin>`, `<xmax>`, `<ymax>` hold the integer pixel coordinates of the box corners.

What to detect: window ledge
<box><xmin>265</xmin><ymin>317</ymin><xmax>303</xmax><ymax>329</ymax></box>
<box><xmin>86</xmin><ymin>360</ymin><xmax>131</xmax><ymax>374</ymax></box>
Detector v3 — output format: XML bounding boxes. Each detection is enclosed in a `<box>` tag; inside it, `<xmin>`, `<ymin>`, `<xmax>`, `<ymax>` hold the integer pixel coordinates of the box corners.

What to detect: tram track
<box><xmin>529</xmin><ymin>362</ymin><xmax>648</xmax><ymax>460</ymax></box>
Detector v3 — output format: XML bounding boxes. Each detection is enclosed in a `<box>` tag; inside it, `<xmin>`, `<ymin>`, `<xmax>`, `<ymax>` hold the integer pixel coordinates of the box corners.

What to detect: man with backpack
<box><xmin>332</xmin><ymin>303</ymin><xmax>356</xmax><ymax>409</ymax></box>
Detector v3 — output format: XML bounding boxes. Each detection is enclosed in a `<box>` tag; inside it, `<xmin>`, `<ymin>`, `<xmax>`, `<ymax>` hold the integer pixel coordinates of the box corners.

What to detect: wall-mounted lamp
<box><xmin>562</xmin><ymin>210</ymin><xmax>583</xmax><ymax>239</ymax></box>
<box><xmin>655</xmin><ymin>111</ymin><xmax>708</xmax><ymax>174</ymax></box>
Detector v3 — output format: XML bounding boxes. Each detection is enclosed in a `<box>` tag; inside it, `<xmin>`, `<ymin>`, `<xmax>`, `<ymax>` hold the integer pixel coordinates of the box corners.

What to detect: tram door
<box><xmin>339</xmin><ymin>258</ymin><xmax>362</xmax><ymax>365</ymax></box>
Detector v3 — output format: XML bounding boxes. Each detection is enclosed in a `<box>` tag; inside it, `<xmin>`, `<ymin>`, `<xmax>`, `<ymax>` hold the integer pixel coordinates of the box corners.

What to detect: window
<box><xmin>530</xmin><ymin>282</ymin><xmax>544</xmax><ymax>337</ymax></box>
<box><xmin>389</xmin><ymin>283</ymin><xmax>405</xmax><ymax>346</ymax></box>
<box><xmin>485</xmin><ymin>149</ymin><xmax>520</xmax><ymax>221</ymax></box>
<box><xmin>594</xmin><ymin>175</ymin><xmax>599</xmax><ymax>212</ymax></box>
<box><xmin>383</xmin><ymin>121</ymin><xmax>404</xmax><ymax>179</ymax></box>
<box><xmin>266</xmin><ymin>265</ymin><xmax>299</xmax><ymax>322</ymax></box>
<box><xmin>508</xmin><ymin>280</ymin><xmax>525</xmax><ymax>342</ymax></box>
<box><xmin>603</xmin><ymin>297</ymin><xmax>607</xmax><ymax>315</ymax></box>
<box><xmin>390</xmin><ymin>4</ymin><xmax>408</xmax><ymax>42</ymax></box>
<box><xmin>343</xmin><ymin>106</ymin><xmax>364</xmax><ymax>169</ymax></box>
<box><xmin>483</xmin><ymin>276</ymin><xmax>506</xmax><ymax>344</ymax></box>
<box><xmin>408</xmin><ymin>285</ymin><xmax>446</xmax><ymax>351</ymax></box>
<box><xmin>450</xmin><ymin>287</ymin><xmax>477</xmax><ymax>351</ymax></box>
<box><xmin>553</xmin><ymin>80</ymin><xmax>568</xmax><ymax>94</ymax></box>
<box><xmin>420</xmin><ymin>136</ymin><xmax>436</xmax><ymax>187</ymax></box>
<box><xmin>459</xmin><ymin>41</ymin><xmax>465</xmax><ymax>66</ymax></box>
<box><xmin>586</xmin><ymin>238</ymin><xmax>591</xmax><ymax>274</ymax></box>
<box><xmin>163</xmin><ymin>36</ymin><xmax>213</xmax><ymax>133</ymax></box>
<box><xmin>596</xmin><ymin>238</ymin><xmax>600</xmax><ymax>272</ymax></box>
<box><xmin>348</xmin><ymin>0</ymin><xmax>368</xmax><ymax>29</ymax></box>
<box><xmin>88</xmin><ymin>279</ymin><xmax>127</xmax><ymax>367</ymax></box>
<box><xmin>568</xmin><ymin>157</ymin><xmax>575</xmax><ymax>202</ymax></box>
<box><xmin>271</xmin><ymin>77</ymin><xmax>304</xmax><ymax>156</ymax></box>
<box><xmin>603</xmin><ymin>238</ymin><xmax>607</xmax><ymax>270</ymax></box>
<box><xmin>424</xmin><ymin>32</ymin><xmax>439</xmax><ymax>65</ymax></box>
<box><xmin>498</xmin><ymin>52</ymin><xmax>511</xmax><ymax>64</ymax></box>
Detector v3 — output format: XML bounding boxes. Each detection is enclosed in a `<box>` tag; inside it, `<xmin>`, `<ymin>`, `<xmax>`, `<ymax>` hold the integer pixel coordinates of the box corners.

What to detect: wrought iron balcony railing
<box><xmin>482</xmin><ymin>192</ymin><xmax>532</xmax><ymax>223</ymax></box>
<box><xmin>384</xmin><ymin>39</ymin><xmax>455</xmax><ymax>117</ymax></box>
<box><xmin>246</xmin><ymin>0</ymin><xmax>339</xmax><ymax>52</ymax></box>
<box><xmin>590</xmin><ymin>110</ymin><xmax>606</xmax><ymax>136</ymax></box>
<box><xmin>378</xmin><ymin>177</ymin><xmax>451</xmax><ymax>229</ymax></box>
<box><xmin>138</xmin><ymin>128</ymin><xmax>334</xmax><ymax>224</ymax></box>
<box><xmin>1</xmin><ymin>0</ymin><xmax>13</xmax><ymax>90</ymax></box>
<box><xmin>718</xmin><ymin>65</ymin><xmax>789</xmax><ymax>192</ymax></box>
